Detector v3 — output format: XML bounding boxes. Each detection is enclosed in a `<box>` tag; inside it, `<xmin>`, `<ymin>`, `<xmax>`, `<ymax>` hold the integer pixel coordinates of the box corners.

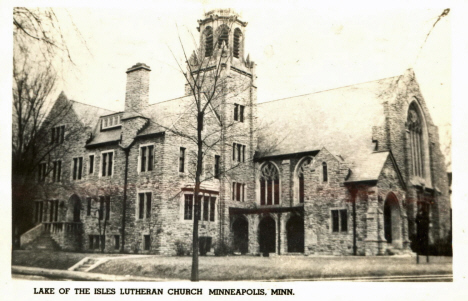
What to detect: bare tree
<box><xmin>125</xmin><ymin>17</ymin><xmax>262</xmax><ymax>281</ymax></box>
<box><xmin>12</xmin><ymin>7</ymin><xmax>88</xmax><ymax>248</ymax></box>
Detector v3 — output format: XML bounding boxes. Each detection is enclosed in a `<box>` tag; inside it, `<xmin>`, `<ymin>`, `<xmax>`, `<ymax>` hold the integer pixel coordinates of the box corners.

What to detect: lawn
<box><xmin>12</xmin><ymin>251</ymin><xmax>452</xmax><ymax>281</ymax></box>
<box><xmin>93</xmin><ymin>255</ymin><xmax>451</xmax><ymax>280</ymax></box>
<box><xmin>12</xmin><ymin>250</ymin><xmax>127</xmax><ymax>270</ymax></box>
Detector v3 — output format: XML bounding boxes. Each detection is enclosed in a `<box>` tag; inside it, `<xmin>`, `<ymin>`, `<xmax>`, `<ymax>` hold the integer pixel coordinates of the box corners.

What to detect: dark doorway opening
<box><xmin>384</xmin><ymin>199</ymin><xmax>392</xmax><ymax>243</ymax></box>
<box><xmin>259</xmin><ymin>216</ymin><xmax>276</xmax><ymax>255</ymax></box>
<box><xmin>287</xmin><ymin>215</ymin><xmax>304</xmax><ymax>253</ymax></box>
<box><xmin>232</xmin><ymin>218</ymin><xmax>248</xmax><ymax>254</ymax></box>
<box><xmin>68</xmin><ymin>194</ymin><xmax>81</xmax><ymax>222</ymax></box>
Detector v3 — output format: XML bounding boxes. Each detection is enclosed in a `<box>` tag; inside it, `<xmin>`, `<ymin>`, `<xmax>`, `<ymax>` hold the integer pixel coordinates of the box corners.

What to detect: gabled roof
<box><xmin>257</xmin><ymin>76</ymin><xmax>399</xmax><ymax>165</ymax></box>
<box><xmin>70</xmin><ymin>99</ymin><xmax>115</xmax><ymax>128</ymax></box>
<box><xmin>345</xmin><ymin>150</ymin><xmax>406</xmax><ymax>189</ymax></box>
<box><xmin>345</xmin><ymin>151</ymin><xmax>390</xmax><ymax>183</ymax></box>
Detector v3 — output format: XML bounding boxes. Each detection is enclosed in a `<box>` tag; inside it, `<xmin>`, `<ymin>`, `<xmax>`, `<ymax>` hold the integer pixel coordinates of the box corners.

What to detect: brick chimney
<box><xmin>123</xmin><ymin>63</ymin><xmax>151</xmax><ymax>118</ymax></box>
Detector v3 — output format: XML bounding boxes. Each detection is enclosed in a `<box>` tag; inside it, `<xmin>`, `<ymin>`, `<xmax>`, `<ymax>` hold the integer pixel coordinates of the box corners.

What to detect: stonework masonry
<box><xmin>23</xmin><ymin>9</ymin><xmax>450</xmax><ymax>257</ymax></box>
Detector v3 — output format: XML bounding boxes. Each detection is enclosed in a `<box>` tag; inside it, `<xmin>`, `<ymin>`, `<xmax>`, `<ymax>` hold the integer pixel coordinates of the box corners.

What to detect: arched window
<box><xmin>407</xmin><ymin>103</ymin><xmax>424</xmax><ymax>178</ymax></box>
<box><xmin>297</xmin><ymin>158</ymin><xmax>312</xmax><ymax>203</ymax></box>
<box><xmin>218</xmin><ymin>26</ymin><xmax>229</xmax><ymax>49</ymax></box>
<box><xmin>322</xmin><ymin>162</ymin><xmax>328</xmax><ymax>182</ymax></box>
<box><xmin>204</xmin><ymin>27</ymin><xmax>213</xmax><ymax>57</ymax></box>
<box><xmin>233</xmin><ymin>28</ymin><xmax>242</xmax><ymax>58</ymax></box>
<box><xmin>260</xmin><ymin>162</ymin><xmax>280</xmax><ymax>205</ymax></box>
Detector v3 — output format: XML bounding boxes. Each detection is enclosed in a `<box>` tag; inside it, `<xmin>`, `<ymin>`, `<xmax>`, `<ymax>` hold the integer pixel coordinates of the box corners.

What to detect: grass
<box><xmin>95</xmin><ymin>255</ymin><xmax>451</xmax><ymax>280</ymax></box>
<box><xmin>12</xmin><ymin>251</ymin><xmax>452</xmax><ymax>280</ymax></box>
<box><xmin>12</xmin><ymin>250</ymin><xmax>127</xmax><ymax>270</ymax></box>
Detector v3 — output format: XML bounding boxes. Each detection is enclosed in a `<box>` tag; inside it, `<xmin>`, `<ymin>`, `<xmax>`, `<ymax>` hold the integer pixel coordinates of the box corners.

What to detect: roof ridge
<box><xmin>149</xmin><ymin>95</ymin><xmax>189</xmax><ymax>106</ymax></box>
<box><xmin>258</xmin><ymin>75</ymin><xmax>400</xmax><ymax>105</ymax></box>
<box><xmin>69</xmin><ymin>99</ymin><xmax>116</xmax><ymax>112</ymax></box>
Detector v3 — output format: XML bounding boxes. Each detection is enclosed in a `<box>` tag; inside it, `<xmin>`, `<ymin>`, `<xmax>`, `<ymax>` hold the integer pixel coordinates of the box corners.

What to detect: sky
<box><xmin>43</xmin><ymin>3</ymin><xmax>452</xmax><ymax>165</ymax></box>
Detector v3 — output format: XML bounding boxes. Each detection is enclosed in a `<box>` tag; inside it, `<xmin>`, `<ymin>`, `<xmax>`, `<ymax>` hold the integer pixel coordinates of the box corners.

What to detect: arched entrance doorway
<box><xmin>67</xmin><ymin>194</ymin><xmax>82</xmax><ymax>222</ymax></box>
<box><xmin>287</xmin><ymin>215</ymin><xmax>304</xmax><ymax>253</ymax></box>
<box><xmin>384</xmin><ymin>193</ymin><xmax>402</xmax><ymax>248</ymax></box>
<box><xmin>232</xmin><ymin>217</ymin><xmax>249</xmax><ymax>254</ymax></box>
<box><xmin>259</xmin><ymin>216</ymin><xmax>276</xmax><ymax>255</ymax></box>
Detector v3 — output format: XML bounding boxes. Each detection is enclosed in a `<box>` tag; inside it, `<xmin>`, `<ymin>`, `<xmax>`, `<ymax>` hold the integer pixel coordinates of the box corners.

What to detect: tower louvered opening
<box><xmin>233</xmin><ymin>28</ymin><xmax>242</xmax><ymax>58</ymax></box>
<box><xmin>218</xmin><ymin>27</ymin><xmax>229</xmax><ymax>49</ymax></box>
<box><xmin>204</xmin><ymin>27</ymin><xmax>213</xmax><ymax>57</ymax></box>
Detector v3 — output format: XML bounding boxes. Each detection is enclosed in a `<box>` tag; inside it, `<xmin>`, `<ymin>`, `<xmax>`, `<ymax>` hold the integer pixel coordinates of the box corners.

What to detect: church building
<box><xmin>21</xmin><ymin>9</ymin><xmax>451</xmax><ymax>256</ymax></box>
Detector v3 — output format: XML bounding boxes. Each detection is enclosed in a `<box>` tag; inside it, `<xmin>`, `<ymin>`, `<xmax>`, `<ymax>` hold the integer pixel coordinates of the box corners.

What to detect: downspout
<box><xmin>120</xmin><ymin>147</ymin><xmax>130</xmax><ymax>253</ymax></box>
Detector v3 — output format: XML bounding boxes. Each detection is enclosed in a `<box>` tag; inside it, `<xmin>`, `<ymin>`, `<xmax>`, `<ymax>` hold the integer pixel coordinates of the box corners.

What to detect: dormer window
<box><xmin>101</xmin><ymin>114</ymin><xmax>122</xmax><ymax>130</ymax></box>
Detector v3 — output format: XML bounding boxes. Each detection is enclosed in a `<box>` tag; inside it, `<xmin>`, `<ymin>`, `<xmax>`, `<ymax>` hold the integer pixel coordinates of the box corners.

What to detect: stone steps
<box><xmin>23</xmin><ymin>233</ymin><xmax>61</xmax><ymax>251</ymax></box>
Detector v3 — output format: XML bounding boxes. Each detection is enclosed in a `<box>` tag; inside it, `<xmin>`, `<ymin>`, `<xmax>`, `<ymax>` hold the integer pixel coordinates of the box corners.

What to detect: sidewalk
<box><xmin>12</xmin><ymin>265</ymin><xmax>452</xmax><ymax>282</ymax></box>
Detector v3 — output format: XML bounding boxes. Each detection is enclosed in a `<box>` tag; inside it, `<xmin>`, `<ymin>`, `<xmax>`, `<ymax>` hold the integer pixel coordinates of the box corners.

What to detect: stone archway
<box><xmin>67</xmin><ymin>194</ymin><xmax>82</xmax><ymax>222</ymax></box>
<box><xmin>384</xmin><ymin>193</ymin><xmax>402</xmax><ymax>248</ymax></box>
<box><xmin>232</xmin><ymin>217</ymin><xmax>249</xmax><ymax>254</ymax></box>
<box><xmin>287</xmin><ymin>215</ymin><xmax>304</xmax><ymax>253</ymax></box>
<box><xmin>259</xmin><ymin>216</ymin><xmax>276</xmax><ymax>255</ymax></box>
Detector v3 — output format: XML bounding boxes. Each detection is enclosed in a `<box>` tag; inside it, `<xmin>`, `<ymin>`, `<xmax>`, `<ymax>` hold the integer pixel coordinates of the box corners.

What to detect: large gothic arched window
<box><xmin>204</xmin><ymin>27</ymin><xmax>213</xmax><ymax>57</ymax></box>
<box><xmin>297</xmin><ymin>158</ymin><xmax>312</xmax><ymax>203</ymax></box>
<box><xmin>407</xmin><ymin>102</ymin><xmax>424</xmax><ymax>178</ymax></box>
<box><xmin>233</xmin><ymin>28</ymin><xmax>242</xmax><ymax>58</ymax></box>
<box><xmin>260</xmin><ymin>162</ymin><xmax>280</xmax><ymax>205</ymax></box>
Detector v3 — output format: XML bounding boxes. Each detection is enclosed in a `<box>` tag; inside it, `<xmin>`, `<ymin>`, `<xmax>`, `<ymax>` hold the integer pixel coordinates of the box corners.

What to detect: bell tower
<box><xmin>185</xmin><ymin>9</ymin><xmax>256</xmax><ymax>96</ymax></box>
<box><xmin>184</xmin><ymin>9</ymin><xmax>258</xmax><ymax>243</ymax></box>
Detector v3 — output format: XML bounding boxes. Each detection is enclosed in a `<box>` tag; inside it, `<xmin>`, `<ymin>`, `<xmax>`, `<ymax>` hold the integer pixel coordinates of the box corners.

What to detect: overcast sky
<box><xmin>54</xmin><ymin>4</ymin><xmax>451</xmax><ymax>125</ymax></box>
<box><xmin>44</xmin><ymin>3</ymin><xmax>451</xmax><ymax>161</ymax></box>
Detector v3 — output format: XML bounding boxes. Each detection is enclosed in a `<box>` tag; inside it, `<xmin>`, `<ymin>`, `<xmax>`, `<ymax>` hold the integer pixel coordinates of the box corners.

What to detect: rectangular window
<box><xmin>89</xmin><ymin>235</ymin><xmax>94</xmax><ymax>249</ymax></box>
<box><xmin>210</xmin><ymin>197</ymin><xmax>216</xmax><ymax>221</ymax></box>
<box><xmin>203</xmin><ymin>196</ymin><xmax>209</xmax><ymax>221</ymax></box>
<box><xmin>89</xmin><ymin>155</ymin><xmax>94</xmax><ymax>174</ymax></box>
<box><xmin>331</xmin><ymin>209</ymin><xmax>348</xmax><ymax>232</ymax></box>
<box><xmin>38</xmin><ymin>163</ymin><xmax>47</xmax><ymax>182</ymax></box>
<box><xmin>234</xmin><ymin>103</ymin><xmax>239</xmax><ymax>121</ymax></box>
<box><xmin>179</xmin><ymin>147</ymin><xmax>185</xmax><ymax>172</ymax></box>
<box><xmin>72</xmin><ymin>157</ymin><xmax>83</xmax><ymax>180</ymax></box>
<box><xmin>101</xmin><ymin>152</ymin><xmax>113</xmax><ymax>177</ymax></box>
<box><xmin>52</xmin><ymin>161</ymin><xmax>61</xmax><ymax>182</ymax></box>
<box><xmin>138</xmin><ymin>192</ymin><xmax>152</xmax><ymax>219</ymax></box>
<box><xmin>114</xmin><ymin>235</ymin><xmax>120</xmax><ymax>250</ymax></box>
<box><xmin>146</xmin><ymin>193</ymin><xmax>152</xmax><ymax>218</ymax></box>
<box><xmin>140</xmin><ymin>145</ymin><xmax>154</xmax><ymax>172</ymax></box>
<box><xmin>144</xmin><ymin>235</ymin><xmax>150</xmax><ymax>250</ymax></box>
<box><xmin>184</xmin><ymin>194</ymin><xmax>193</xmax><ymax>220</ymax></box>
<box><xmin>87</xmin><ymin>198</ymin><xmax>92</xmax><ymax>216</ymax></box>
<box><xmin>139</xmin><ymin>193</ymin><xmax>144</xmax><ymax>219</ymax></box>
<box><xmin>234</xmin><ymin>103</ymin><xmax>245</xmax><ymax>122</ymax></box>
<box><xmin>232</xmin><ymin>143</ymin><xmax>246</xmax><ymax>163</ymax></box>
<box><xmin>51</xmin><ymin>126</ymin><xmax>65</xmax><ymax>144</ymax></box>
<box><xmin>214</xmin><ymin>155</ymin><xmax>220</xmax><ymax>179</ymax></box>
<box><xmin>340</xmin><ymin>209</ymin><xmax>348</xmax><ymax>232</ymax></box>
<box><xmin>232</xmin><ymin>182</ymin><xmax>245</xmax><ymax>202</ymax></box>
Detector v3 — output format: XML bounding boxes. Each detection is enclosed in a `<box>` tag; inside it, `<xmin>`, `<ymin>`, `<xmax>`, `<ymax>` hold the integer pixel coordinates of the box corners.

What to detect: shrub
<box><xmin>174</xmin><ymin>240</ymin><xmax>190</xmax><ymax>256</ymax></box>
<box><xmin>214</xmin><ymin>240</ymin><xmax>233</xmax><ymax>256</ymax></box>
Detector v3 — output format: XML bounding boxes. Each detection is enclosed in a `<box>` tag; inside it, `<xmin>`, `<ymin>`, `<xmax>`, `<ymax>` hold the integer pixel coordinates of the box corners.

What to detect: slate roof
<box><xmin>70</xmin><ymin>100</ymin><xmax>115</xmax><ymax>128</ymax></box>
<box><xmin>257</xmin><ymin>76</ymin><xmax>400</xmax><ymax>176</ymax></box>
<box><xmin>345</xmin><ymin>151</ymin><xmax>390</xmax><ymax>182</ymax></box>
<box><xmin>78</xmin><ymin>73</ymin><xmax>406</xmax><ymax>182</ymax></box>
